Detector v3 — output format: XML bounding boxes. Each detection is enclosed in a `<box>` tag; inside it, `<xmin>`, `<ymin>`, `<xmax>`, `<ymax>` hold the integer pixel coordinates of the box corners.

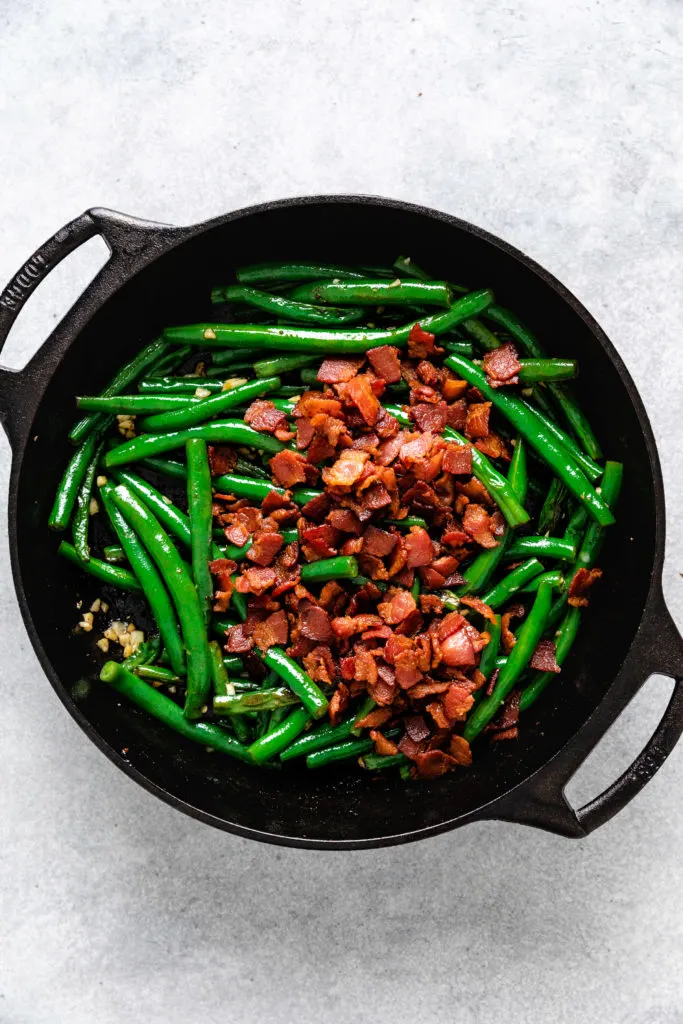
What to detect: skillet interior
<box><xmin>13</xmin><ymin>200</ymin><xmax>656</xmax><ymax>845</ymax></box>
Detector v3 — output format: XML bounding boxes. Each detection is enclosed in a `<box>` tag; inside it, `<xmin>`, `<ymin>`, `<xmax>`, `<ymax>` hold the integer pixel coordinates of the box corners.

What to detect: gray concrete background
<box><xmin>1</xmin><ymin>1</ymin><xmax>683</xmax><ymax>1021</ymax></box>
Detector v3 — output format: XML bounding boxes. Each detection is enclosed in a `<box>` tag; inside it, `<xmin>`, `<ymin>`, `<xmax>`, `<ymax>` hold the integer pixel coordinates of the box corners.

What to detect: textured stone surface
<box><xmin>1</xmin><ymin>1</ymin><xmax>683</xmax><ymax>1021</ymax></box>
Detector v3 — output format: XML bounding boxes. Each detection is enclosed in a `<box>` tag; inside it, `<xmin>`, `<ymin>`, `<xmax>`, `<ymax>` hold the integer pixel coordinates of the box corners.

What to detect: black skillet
<box><xmin>1</xmin><ymin>195</ymin><xmax>682</xmax><ymax>849</ymax></box>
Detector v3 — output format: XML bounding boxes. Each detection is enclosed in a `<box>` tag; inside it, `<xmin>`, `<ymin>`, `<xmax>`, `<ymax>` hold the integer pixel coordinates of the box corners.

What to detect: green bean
<box><xmin>223</xmin><ymin>656</ymin><xmax>244</xmax><ymax>673</ymax></box>
<box><xmin>77</xmin><ymin>394</ymin><xmax>198</xmax><ymax>414</ymax></box>
<box><xmin>563</xmin><ymin>504</ymin><xmax>588</xmax><ymax>551</ymax></box>
<box><xmin>212</xmin><ymin>284</ymin><xmax>366</xmax><ymax>325</ymax></box>
<box><xmin>279</xmin><ymin>696</ymin><xmax>375</xmax><ymax>761</ymax></box>
<box><xmin>261</xmin><ymin>646</ymin><xmax>329</xmax><ymax>719</ymax></box>
<box><xmin>290</xmin><ymin>278</ymin><xmax>454</xmax><ymax>308</ymax></box>
<box><xmin>58</xmin><ymin>541</ymin><xmax>141</xmax><ymax>591</ymax></box>
<box><xmin>208</xmin><ymin>640</ymin><xmax>232</xmax><ymax>697</ymax></box>
<box><xmin>230</xmin><ymin>581</ymin><xmax>248</xmax><ymax>623</ymax></box>
<box><xmin>457</xmin><ymin>438</ymin><xmax>527</xmax><ymax>595</ymax></box>
<box><xmin>481</xmin><ymin>558</ymin><xmax>545</xmax><ymax>609</ymax></box>
<box><xmin>186</xmin><ymin>440</ymin><xmax>214</xmax><ymax>627</ymax></box>
<box><xmin>516</xmin><ymin>397</ymin><xmax>602</xmax><ymax>482</ymax></box>
<box><xmin>478</xmin><ymin>614</ymin><xmax>502</xmax><ymax>679</ymax></box>
<box><xmin>203</xmin><ymin>361</ymin><xmax>259</xmax><ymax>377</ymax></box>
<box><xmin>385</xmin><ymin>404</ymin><xmax>530</xmax><ymax>529</ymax></box>
<box><xmin>306</xmin><ymin>735</ymin><xmax>374</xmax><ymax>769</ymax></box>
<box><xmin>138</xmin><ymin>377</ymin><xmax>224</xmax><ymax>395</ymax></box>
<box><xmin>360</xmin><ymin>752</ymin><xmax>409</xmax><ymax>771</ymax></box>
<box><xmin>274</xmin><ymin>385</ymin><xmax>308</xmax><ymax>398</ymax></box>
<box><xmin>300</xmin><ymin>367</ymin><xmax>322</xmax><ymax>385</ymax></box>
<box><xmin>212</xmin><ymin>472</ymin><xmax>285</xmax><ymax>503</ymax></box>
<box><xmin>253</xmin><ymin>354</ymin><xmax>317</xmax><ymax>378</ymax></box>
<box><xmin>236</xmin><ymin>261</ymin><xmax>367</xmax><ymax>285</ymax></box>
<box><xmin>111</xmin><ymin>469</ymin><xmax>191</xmax><ymax>547</ymax></box>
<box><xmin>519</xmin><ymin>568</ymin><xmax>564</xmax><ymax>593</ymax></box>
<box><xmin>235</xmin><ymin>456</ymin><xmax>271</xmax><ymax>480</ymax></box>
<box><xmin>214</xmin><ymin>527</ymin><xmax>298</xmax><ymax>564</ymax></box>
<box><xmin>111</xmin><ymin>484</ymin><xmax>211</xmax><ymax>719</ymax></box>
<box><xmin>163</xmin><ymin>289</ymin><xmax>494</xmax><ymax>354</ymax></box>
<box><xmin>100</xmin><ymin>662</ymin><xmax>251</xmax><ymax>761</ymax></box>
<box><xmin>49</xmin><ymin>433</ymin><xmax>99</xmax><ymax>531</ymax></box>
<box><xmin>442</xmin><ymin>340</ymin><xmax>474</xmax><ymax>357</ymax></box>
<box><xmin>351</xmin><ymin>576</ymin><xmax>388</xmax><ymax>592</ymax></box>
<box><xmin>104</xmin><ymin>420</ymin><xmax>284</xmax><ymax>469</ymax></box>
<box><xmin>214</xmin><ymin>687</ymin><xmax>301</xmax><ymax>715</ymax></box>
<box><xmin>103</xmin><ymin>544</ymin><xmax>126</xmax><ymax>563</ymax></box>
<box><xmin>141</xmin><ymin>377</ymin><xmax>281</xmax><ymax>433</ymax></box>
<box><xmin>461</xmin><ymin>317</ymin><xmax>501</xmax><ymax>351</ymax></box>
<box><xmin>464</xmin><ymin>581</ymin><xmax>553</xmax><ymax>740</ymax></box>
<box><xmin>518</xmin><ymin>359</ymin><xmax>577</xmax><ymax>383</ymax></box>
<box><xmin>211</xmin><ymin>617</ymin><xmax>238</xmax><ymax>638</ymax></box>
<box><xmin>506</xmin><ymin>536</ymin><xmax>577</xmax><ymax>561</ymax></box>
<box><xmin>549</xmin><ymin>460</ymin><xmax>623</xmax><ymax>625</ymax></box>
<box><xmin>279</xmin><ymin>718</ymin><xmax>357</xmax><ymax>760</ymax></box>
<box><xmin>210</xmin><ymin>346</ymin><xmax>268</xmax><ymax>367</ymax></box>
<box><xmin>538</xmin><ymin>477</ymin><xmax>568</xmax><ymax>536</ymax></box>
<box><xmin>484</xmin><ymin>305</ymin><xmax>602</xmax><ymax>459</ymax></box>
<box><xmin>123</xmin><ymin>633</ymin><xmax>161</xmax><ymax>670</ymax></box>
<box><xmin>100</xmin><ymin>482</ymin><xmax>186</xmax><ymax>676</ymax></box>
<box><xmin>393</xmin><ymin>255</ymin><xmax>431</xmax><ymax>280</ymax></box>
<box><xmin>141</xmin><ymin>456</ymin><xmax>188</xmax><ymax>479</ymax></box>
<box><xmin>443</xmin><ymin>354</ymin><xmax>613</xmax><ymax>526</ymax></box>
<box><xmin>135</xmin><ymin>664</ymin><xmax>182</xmax><ymax>683</ymax></box>
<box><xmin>386</xmin><ymin>516</ymin><xmax>429</xmax><ymax>530</ymax></box>
<box><xmin>71</xmin><ymin>443</ymin><xmax>101</xmax><ymax>559</ymax></box>
<box><xmin>69</xmin><ymin>337</ymin><xmax>168</xmax><ymax>445</ymax></box>
<box><xmin>147</xmin><ymin>343</ymin><xmax>194</xmax><ymax>377</ymax></box>
<box><xmin>300</xmin><ymin>556</ymin><xmax>359</xmax><ymax>583</ymax></box>
<box><xmin>519</xmin><ymin>605</ymin><xmax>581</xmax><ymax>711</ymax></box>
<box><xmin>248</xmin><ymin>707</ymin><xmax>312</xmax><ymax>763</ymax></box>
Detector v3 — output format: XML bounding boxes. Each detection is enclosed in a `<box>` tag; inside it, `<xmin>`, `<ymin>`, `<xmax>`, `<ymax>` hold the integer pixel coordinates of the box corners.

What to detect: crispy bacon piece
<box><xmin>367</xmin><ymin>345</ymin><xmax>402</xmax><ymax>383</ymax></box>
<box><xmin>244</xmin><ymin>399</ymin><xmax>293</xmax><ymax>440</ymax></box>
<box><xmin>440</xmin><ymin>629</ymin><xmax>476</xmax><ymax>667</ymax></box>
<box><xmin>356</xmin><ymin>707</ymin><xmax>391</xmax><ymax>729</ymax></box>
<box><xmin>294</xmin><ymin>391</ymin><xmax>343</xmax><ymax>420</ymax></box>
<box><xmin>426</xmin><ymin>701</ymin><xmax>451</xmax><ymax>730</ymax></box>
<box><xmin>226</xmin><ymin>623</ymin><xmax>254</xmax><ymax>654</ymax></box>
<box><xmin>443</xmin><ymin>443</ymin><xmax>473</xmax><ymax>475</ymax></box>
<box><xmin>371</xmin><ymin>730</ymin><xmax>399</xmax><ymax>756</ymax></box>
<box><xmin>448</xmin><ymin>734</ymin><xmax>472</xmax><ymax>765</ymax></box>
<box><xmin>299</xmin><ymin>605</ymin><xmax>333</xmax><ymax>643</ymax></box>
<box><xmin>404</xmin><ymin>526</ymin><xmax>434</xmax><ymax>568</ymax></box>
<box><xmin>329</xmin><ymin>682</ymin><xmax>350</xmax><ymax>725</ymax></box>
<box><xmin>317</xmin><ymin>357</ymin><xmax>365</xmax><ymax>384</ymax></box>
<box><xmin>246</xmin><ymin>531</ymin><xmax>284</xmax><ymax>567</ymax></box>
<box><xmin>475</xmin><ymin>432</ymin><xmax>509</xmax><ymax>461</ymax></box>
<box><xmin>296</xmin><ymin>417</ymin><xmax>315</xmax><ymax>450</ymax></box>
<box><xmin>568</xmin><ymin>567</ymin><xmax>603</xmax><ymax>607</ymax></box>
<box><xmin>340</xmin><ymin>374</ymin><xmax>380</xmax><ymax>426</ymax></box>
<box><xmin>208</xmin><ymin>445</ymin><xmax>237</xmax><ymax>476</ymax></box>
<box><xmin>459</xmin><ymin>594</ymin><xmax>497</xmax><ymax>624</ymax></box>
<box><xmin>270</xmin><ymin>449</ymin><xmax>309</xmax><ymax>487</ymax></box>
<box><xmin>362</xmin><ymin>525</ymin><xmax>397</xmax><ymax>558</ymax></box>
<box><xmin>331</xmin><ymin>614</ymin><xmax>384</xmax><ymax>638</ymax></box>
<box><xmin>378</xmin><ymin>588</ymin><xmax>417</xmax><ymax>625</ymax></box>
<box><xmin>483</xmin><ymin>342</ymin><xmax>521</xmax><ymax>385</ymax></box>
<box><xmin>446</xmin><ymin>399</ymin><xmax>468</xmax><ymax>431</ymax></box>
<box><xmin>252</xmin><ymin>610</ymin><xmax>289</xmax><ymax>652</ymax></box>
<box><xmin>303</xmin><ymin>645</ymin><xmax>336</xmax><ymax>685</ymax></box>
<box><xmin>443</xmin><ymin>683</ymin><xmax>475</xmax><ymax>721</ymax></box>
<box><xmin>322</xmin><ymin>449</ymin><xmax>369</xmax><ymax>491</ymax></box>
<box><xmin>414</xmin><ymin>750</ymin><xmax>458</xmax><ymax>777</ymax></box>
<box><xmin>408</xmin><ymin>322</ymin><xmax>438</xmax><ymax>359</ymax></box>
<box><xmin>530</xmin><ymin>638</ymin><xmax>561</xmax><ymax>673</ymax></box>
<box><xmin>302</xmin><ymin>523</ymin><xmax>340</xmax><ymax>557</ymax></box>
<box><xmin>464</xmin><ymin>402</ymin><xmax>492</xmax><ymax>440</ymax></box>
<box><xmin>462</xmin><ymin>503</ymin><xmax>498</xmax><ymax>549</ymax></box>
<box><xmin>235</xmin><ymin>566</ymin><xmax>277</xmax><ymax>595</ymax></box>
<box><xmin>410</xmin><ymin>402</ymin><xmax>448</xmax><ymax>434</ymax></box>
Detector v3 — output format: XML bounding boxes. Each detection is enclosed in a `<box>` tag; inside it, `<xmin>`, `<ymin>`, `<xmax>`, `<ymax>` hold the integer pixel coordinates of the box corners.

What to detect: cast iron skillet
<box><xmin>1</xmin><ymin>196</ymin><xmax>683</xmax><ymax>849</ymax></box>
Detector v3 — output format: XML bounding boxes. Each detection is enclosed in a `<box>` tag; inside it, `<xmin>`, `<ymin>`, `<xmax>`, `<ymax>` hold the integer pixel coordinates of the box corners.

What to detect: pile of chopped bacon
<box><xmin>208</xmin><ymin>332</ymin><xmax>550</xmax><ymax>776</ymax></box>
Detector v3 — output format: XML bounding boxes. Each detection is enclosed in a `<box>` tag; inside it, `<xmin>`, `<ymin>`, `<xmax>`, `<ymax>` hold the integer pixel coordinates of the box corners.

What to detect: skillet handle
<box><xmin>0</xmin><ymin>208</ymin><xmax>172</xmax><ymax>446</ymax></box>
<box><xmin>493</xmin><ymin>596</ymin><xmax>683</xmax><ymax>837</ymax></box>
<box><xmin>575</xmin><ymin>601</ymin><xmax>683</xmax><ymax>833</ymax></box>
